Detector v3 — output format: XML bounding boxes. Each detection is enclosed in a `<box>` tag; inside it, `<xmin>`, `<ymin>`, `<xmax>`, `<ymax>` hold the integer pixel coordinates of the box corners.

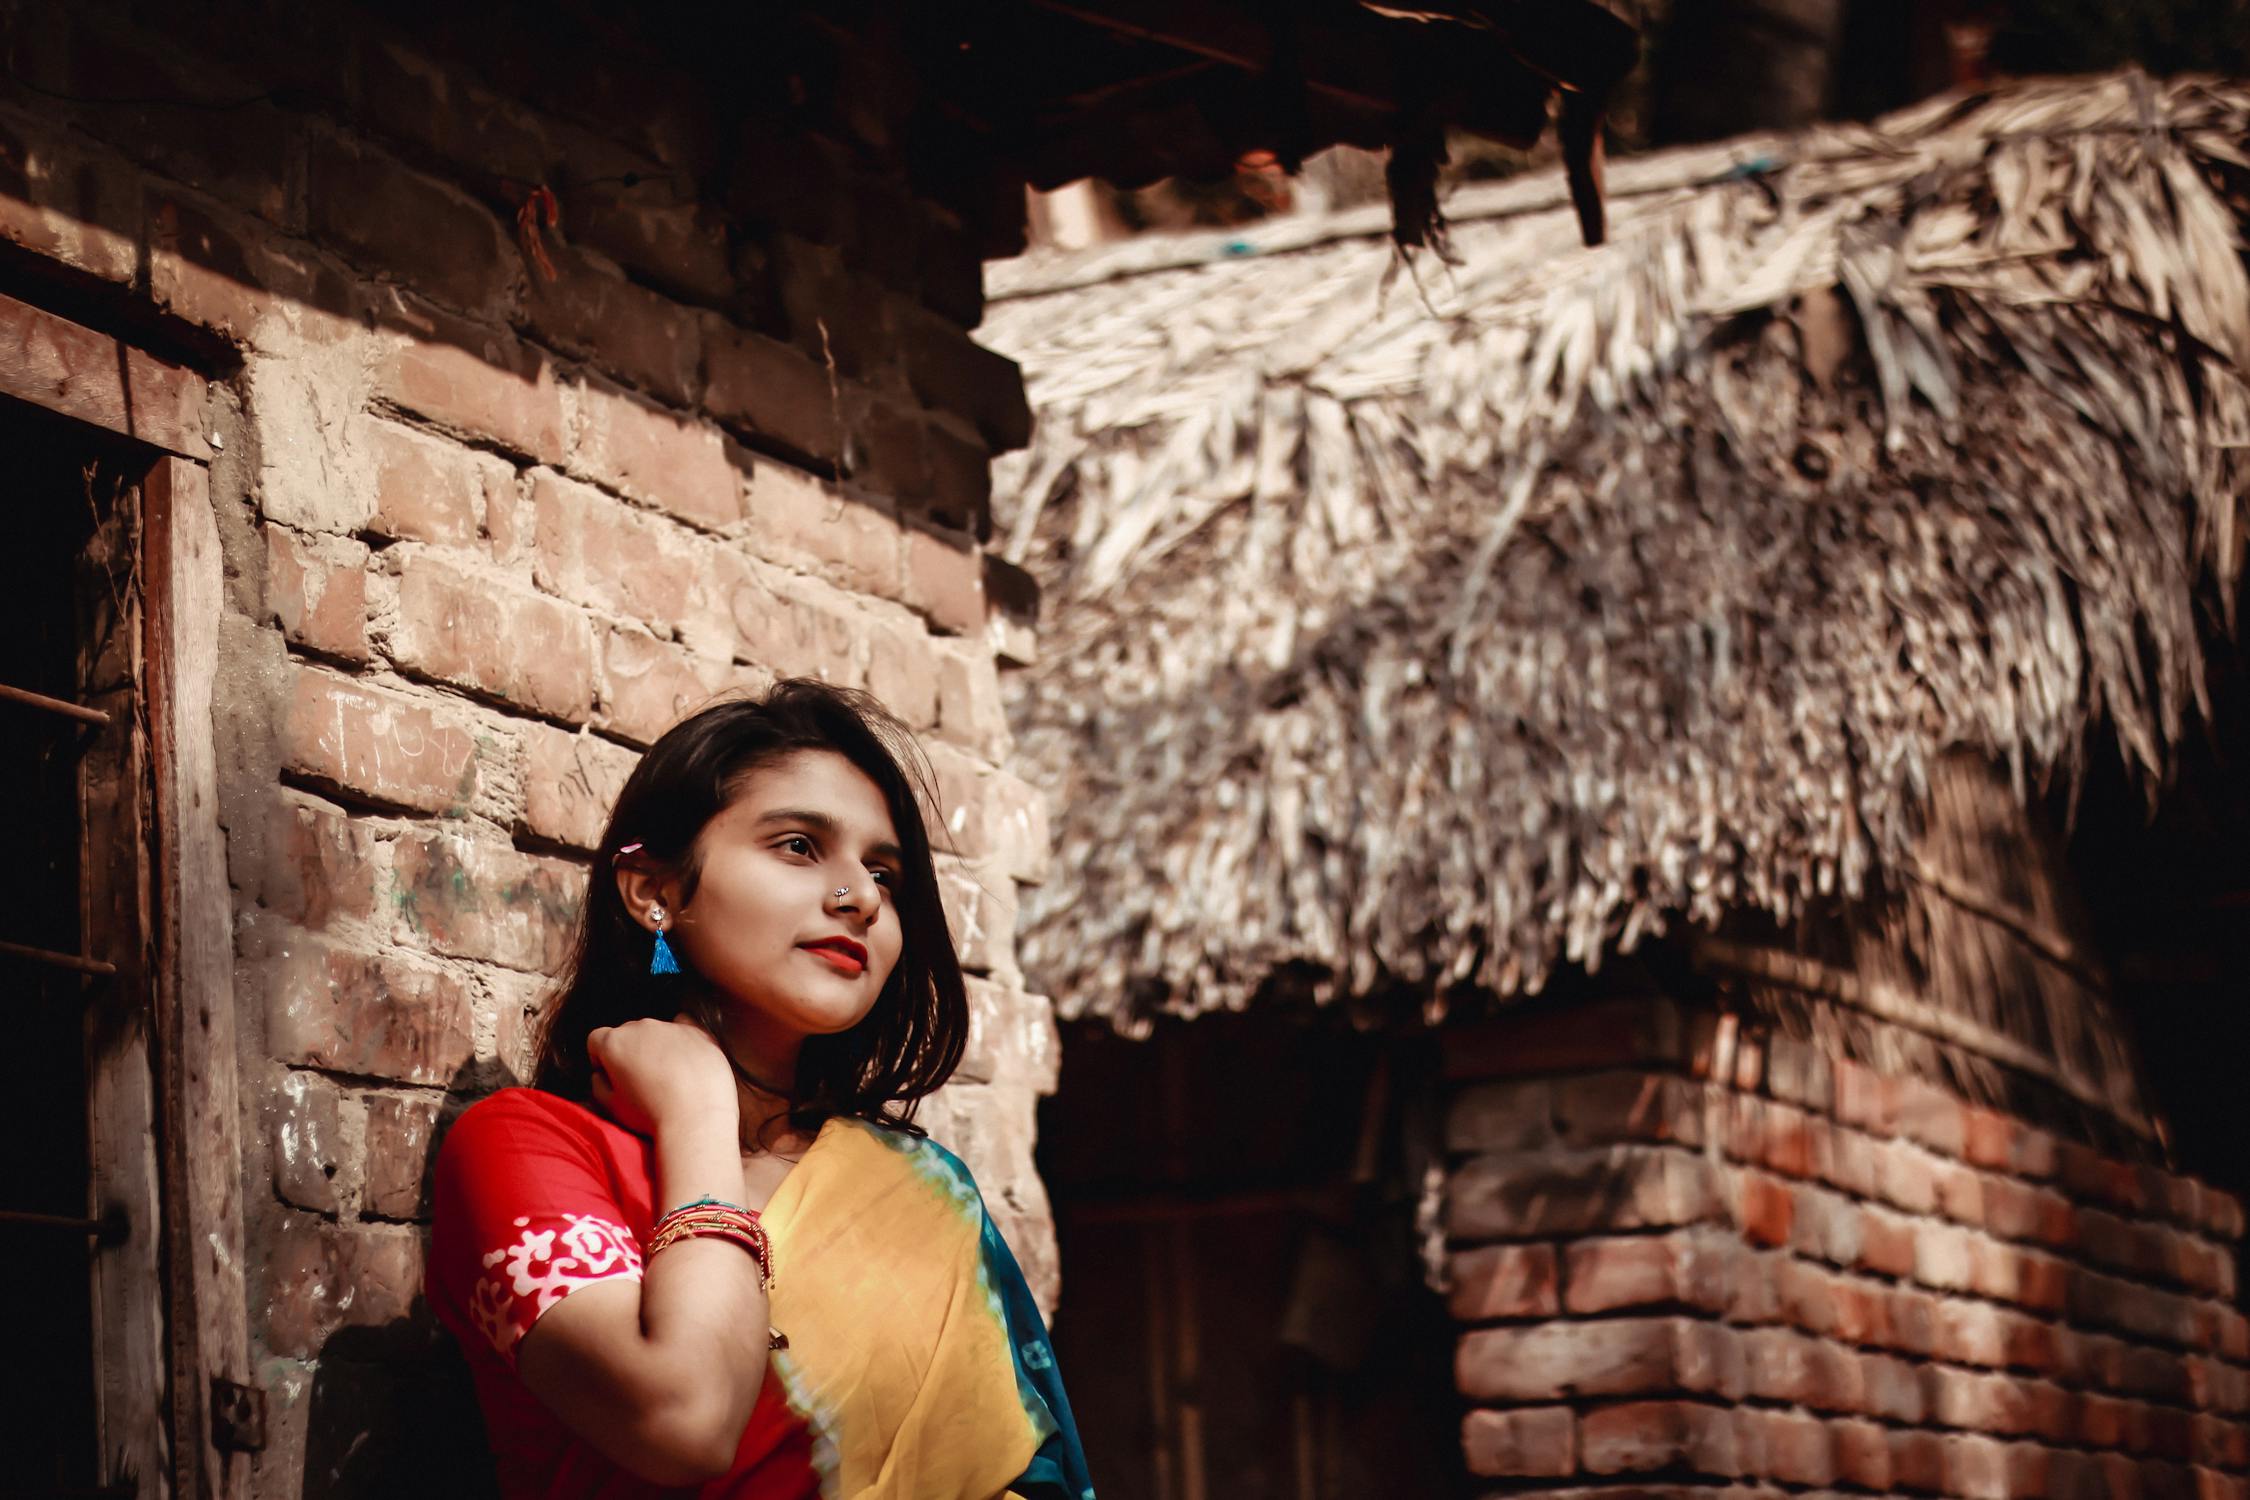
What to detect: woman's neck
<box><xmin>714</xmin><ymin>1006</ymin><xmax>809</xmax><ymax>1154</ymax></box>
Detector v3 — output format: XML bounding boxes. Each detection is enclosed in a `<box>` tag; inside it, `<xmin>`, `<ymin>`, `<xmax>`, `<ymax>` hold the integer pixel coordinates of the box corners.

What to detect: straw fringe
<box><xmin>983</xmin><ymin>73</ymin><xmax>2250</xmax><ymax>1028</ymax></box>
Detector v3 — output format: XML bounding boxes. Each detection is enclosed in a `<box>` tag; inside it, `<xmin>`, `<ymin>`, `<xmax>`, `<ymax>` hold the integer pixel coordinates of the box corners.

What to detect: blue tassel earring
<box><xmin>648</xmin><ymin>906</ymin><xmax>681</xmax><ymax>975</ymax></box>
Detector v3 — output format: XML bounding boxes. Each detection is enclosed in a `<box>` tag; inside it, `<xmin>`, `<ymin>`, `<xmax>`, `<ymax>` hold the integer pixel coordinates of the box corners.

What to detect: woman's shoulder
<box><xmin>438</xmin><ymin>1086</ymin><xmax>618</xmax><ymax>1166</ymax></box>
<box><xmin>842</xmin><ymin>1117</ymin><xmax>988</xmax><ymax>1206</ymax></box>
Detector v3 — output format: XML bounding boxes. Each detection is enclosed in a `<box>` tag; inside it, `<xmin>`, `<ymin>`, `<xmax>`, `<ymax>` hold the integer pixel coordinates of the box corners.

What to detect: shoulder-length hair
<box><xmin>531</xmin><ymin>679</ymin><xmax>967</xmax><ymax>1134</ymax></box>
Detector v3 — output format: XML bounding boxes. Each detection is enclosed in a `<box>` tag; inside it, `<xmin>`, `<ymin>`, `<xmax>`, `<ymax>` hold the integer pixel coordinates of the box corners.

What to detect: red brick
<box><xmin>568</xmin><ymin>377</ymin><xmax>740</xmax><ymax>529</ymax></box>
<box><xmin>1447</xmin><ymin>1243</ymin><xmax>1558</xmax><ymax>1321</ymax></box>
<box><xmin>149</xmin><ymin>190</ymin><xmax>360</xmax><ymax>350</ymax></box>
<box><xmin>1833</xmin><ymin>1060</ymin><xmax>1900</xmax><ymax>1136</ymax></box>
<box><xmin>1446</xmin><ymin>1079</ymin><xmax>1553</xmax><ymax>1153</ymax></box>
<box><xmin>1887</xmin><ymin>1285</ymin><xmax>1941</xmax><ymax>1355</ymax></box>
<box><xmin>2003</xmin><ymin>1311</ymin><xmax>2065</xmax><ymax>1375</ymax></box>
<box><xmin>595</xmin><ymin>624</ymin><xmax>739</xmax><ymax>746</ymax></box>
<box><xmin>702</xmin><ymin>316</ymin><xmax>852</xmax><ymax>467</ymax></box>
<box><xmin>362</xmin><ymin>1091</ymin><xmax>444</xmax><ymax>1221</ymax></box>
<box><xmin>389</xmin><ymin>828</ymin><xmax>583</xmax><ymax>973</ymax></box>
<box><xmin>276</xmin><ymin>667</ymin><xmax>495</xmax><ymax>815</ymax></box>
<box><xmin>530</xmin><ymin>469</ymin><xmax>722</xmax><ymax>649</ymax></box>
<box><xmin>932</xmin><ymin>642</ymin><xmax>1013</xmax><ymax>763</ymax></box>
<box><xmin>1823</xmin><ymin>1122</ymin><xmax>1880</xmax><ymax>1197</ymax></box>
<box><xmin>1935</xmin><ymin>1158</ymin><xmax>1990</xmax><ymax>1226</ymax></box>
<box><xmin>1933</xmin><ymin>1367</ymin><xmax>2045</xmax><ymax>1437</ymax></box>
<box><xmin>1564</xmin><ymin>1235</ymin><xmax>1686</xmax><ymax>1314</ymax></box>
<box><xmin>520</xmin><ymin>723</ymin><xmax>640</xmax><ymax>852</ymax></box>
<box><xmin>1877</xmin><ymin>1139</ymin><xmax>1939</xmax><ymax>1214</ymax></box>
<box><xmin>353</xmin><ymin>38</ymin><xmax>553</xmax><ymax>188</ymax></box>
<box><xmin>367</xmin><ymin>420</ymin><xmax>504</xmax><ymax>548</ymax></box>
<box><xmin>1558</xmin><ymin>1071</ymin><xmax>1704</xmax><ymax>1148</ymax></box>
<box><xmin>1889</xmin><ymin>1427</ymin><xmax>1946</xmax><ymax>1493</ymax></box>
<box><xmin>388</xmin><ymin>556</ymin><xmax>595</xmax><ymax>720</ymax></box>
<box><xmin>1739</xmin><ymin>1326</ymin><xmax>1820</xmax><ymax>1404</ymax></box>
<box><xmin>489</xmin><ymin>967</ymin><xmax>552</xmax><ymax>1085</ymax></box>
<box><xmin>901</xmin><ymin>523</ymin><xmax>986</xmax><ymax>636</ymax></box>
<box><xmin>525</xmin><ymin>242</ymin><xmax>701</xmax><ymax>406</ymax></box>
<box><xmin>307</xmin><ymin>130</ymin><xmax>517</xmax><ymax>317</ymax></box>
<box><xmin>864</xmin><ymin>617</ymin><xmax>942</xmax><ymax>731</ymax></box>
<box><xmin>1937</xmin><ymin>1299</ymin><xmax>2012</xmax><ymax>1368</ymax></box>
<box><xmin>1579</xmin><ymin>1401</ymin><xmax>1740</xmax><ymax>1477</ymax></box>
<box><xmin>262</xmin><ymin>1217</ymin><xmax>426</xmax><ymax>1359</ymax></box>
<box><xmin>1943</xmin><ymin>1431</ymin><xmax>2013</xmax><ymax>1499</ymax></box>
<box><xmin>857</xmin><ymin>396</ymin><xmax>930</xmax><ymax>505</ymax></box>
<box><xmin>1856</xmin><ymin>1205</ymin><xmax>1919</xmax><ymax>1278</ymax></box>
<box><xmin>1737</xmin><ymin>1171</ymin><xmax>1795</xmax><ymax>1248</ymax></box>
<box><xmin>1897</xmin><ymin>1077</ymin><xmax>1969</xmax><ymax>1157</ymax></box>
<box><xmin>2060</xmin><ymin>1141</ymin><xmax>2148</xmax><ymax>1212</ymax></box>
<box><xmin>1828</xmin><ymin>1278</ymin><xmax>1890</xmax><ymax>1346</ymax></box>
<box><xmin>1461</xmin><ymin>1406</ymin><xmax>1574</xmax><ymax>1478</ymax></box>
<box><xmin>1834</xmin><ymin>1417</ymin><xmax>1893</xmax><ymax>1490</ymax></box>
<box><xmin>1962</xmin><ymin>1104</ymin><xmax>2017</xmax><ymax>1170</ymax></box>
<box><xmin>2012</xmin><ymin>1123</ymin><xmax>2062</xmax><ymax>1181</ymax></box>
<box><xmin>256</xmin><ymin>924</ymin><xmax>475</xmax><ymax>1086</ymax></box>
<box><xmin>1789</xmin><ymin>1181</ymin><xmax>1865</xmax><ymax>1266</ymax></box>
<box><xmin>266</xmin><ymin>526</ymin><xmax>370</xmax><ymax>661</ymax></box>
<box><xmin>1757</xmin><ymin>1408</ymin><xmax>1837</xmax><ymax>1486</ymax></box>
<box><xmin>258</xmin><ymin>792</ymin><xmax>380</xmax><ymax>931</ymax></box>
<box><xmin>270</xmin><ymin>1069</ymin><xmax>347</xmax><ymax>1214</ymax></box>
<box><xmin>718</xmin><ymin>556</ymin><xmax>868</xmax><ymax>686</ymax></box>
<box><xmin>1916</xmin><ymin>1220</ymin><xmax>1978</xmax><ymax>1291</ymax></box>
<box><xmin>922</xmin><ymin>420</ymin><xmax>993</xmax><ymax>539</ymax></box>
<box><xmin>744</xmin><ymin>460</ymin><xmax>904</xmax><ymax>597</ymax></box>
<box><xmin>1861</xmin><ymin>1351</ymin><xmax>1928</xmax><ymax>1422</ymax></box>
<box><xmin>569</xmin><ymin>177</ymin><xmax>734</xmax><ymax>307</ymax></box>
<box><xmin>0</xmin><ymin>116</ymin><xmax>138</xmax><ymax>283</ymax></box>
<box><xmin>375</xmin><ymin>319</ymin><xmax>567</xmax><ymax>464</ymax></box>
<box><xmin>897</xmin><ymin>307</ymin><xmax>1031</xmax><ymax>452</ymax></box>
<box><xmin>1447</xmin><ymin>1147</ymin><xmax>1719</xmax><ymax>1240</ymax></box>
<box><xmin>773</xmin><ymin>234</ymin><xmax>896</xmax><ymax>383</ymax></box>
<box><xmin>1763</xmin><ymin>1033</ymin><xmax>1835</xmax><ymax>1111</ymax></box>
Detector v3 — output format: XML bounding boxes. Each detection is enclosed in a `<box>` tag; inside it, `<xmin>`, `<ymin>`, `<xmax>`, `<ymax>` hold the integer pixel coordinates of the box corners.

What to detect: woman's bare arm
<box><xmin>514</xmin><ymin>1022</ymin><xmax>767</xmax><ymax>1484</ymax></box>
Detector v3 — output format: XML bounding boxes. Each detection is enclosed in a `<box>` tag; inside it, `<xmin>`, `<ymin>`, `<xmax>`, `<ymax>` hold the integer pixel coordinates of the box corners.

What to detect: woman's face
<box><xmin>666</xmin><ymin>749</ymin><xmax>907</xmax><ymax>1039</ymax></box>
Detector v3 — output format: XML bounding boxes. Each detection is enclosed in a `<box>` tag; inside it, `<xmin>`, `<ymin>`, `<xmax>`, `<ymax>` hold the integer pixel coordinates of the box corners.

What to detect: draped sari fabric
<box><xmin>429</xmin><ymin>1088</ymin><xmax>1095</xmax><ymax>1499</ymax></box>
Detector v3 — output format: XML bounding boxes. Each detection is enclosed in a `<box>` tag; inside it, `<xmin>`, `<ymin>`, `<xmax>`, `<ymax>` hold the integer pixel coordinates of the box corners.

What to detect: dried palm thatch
<box><xmin>982</xmin><ymin>72</ymin><xmax>2250</xmax><ymax>1029</ymax></box>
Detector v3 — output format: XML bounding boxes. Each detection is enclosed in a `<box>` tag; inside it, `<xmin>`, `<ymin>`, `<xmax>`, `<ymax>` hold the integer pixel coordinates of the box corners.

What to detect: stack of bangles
<box><xmin>647</xmin><ymin>1196</ymin><xmax>788</xmax><ymax>1350</ymax></box>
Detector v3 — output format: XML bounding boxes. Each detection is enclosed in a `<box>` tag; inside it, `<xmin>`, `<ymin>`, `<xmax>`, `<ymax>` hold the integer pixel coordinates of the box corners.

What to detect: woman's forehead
<box><xmin>724</xmin><ymin>749</ymin><xmax>898</xmax><ymax>839</ymax></box>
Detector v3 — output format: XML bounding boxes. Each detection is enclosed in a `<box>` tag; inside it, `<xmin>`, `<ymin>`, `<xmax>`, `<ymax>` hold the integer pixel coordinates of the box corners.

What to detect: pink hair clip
<box><xmin>616</xmin><ymin>842</ymin><xmax>644</xmax><ymax>857</ymax></box>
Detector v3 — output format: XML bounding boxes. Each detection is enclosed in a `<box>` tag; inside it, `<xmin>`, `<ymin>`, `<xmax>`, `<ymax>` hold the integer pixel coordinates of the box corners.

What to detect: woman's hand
<box><xmin>586</xmin><ymin>1015</ymin><xmax>737</xmax><ymax>1140</ymax></box>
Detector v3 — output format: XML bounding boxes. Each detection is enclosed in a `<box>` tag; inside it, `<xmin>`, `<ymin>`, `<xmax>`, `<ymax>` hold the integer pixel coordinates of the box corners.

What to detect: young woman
<box><xmin>428</xmin><ymin>681</ymin><xmax>1093</xmax><ymax>1499</ymax></box>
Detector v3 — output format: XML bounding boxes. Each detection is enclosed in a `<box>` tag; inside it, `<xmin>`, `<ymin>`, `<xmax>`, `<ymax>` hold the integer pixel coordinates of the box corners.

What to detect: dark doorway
<box><xmin>1038</xmin><ymin>1008</ymin><xmax>1467</xmax><ymax>1500</ymax></box>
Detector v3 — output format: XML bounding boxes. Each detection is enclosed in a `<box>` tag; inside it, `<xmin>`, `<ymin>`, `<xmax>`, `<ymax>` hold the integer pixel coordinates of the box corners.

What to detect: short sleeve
<box><xmin>429</xmin><ymin>1091</ymin><xmax>645</xmax><ymax>1371</ymax></box>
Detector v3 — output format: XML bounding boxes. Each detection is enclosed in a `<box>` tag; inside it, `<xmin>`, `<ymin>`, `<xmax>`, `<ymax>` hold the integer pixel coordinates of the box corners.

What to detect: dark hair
<box><xmin>531</xmin><ymin>679</ymin><xmax>967</xmax><ymax>1135</ymax></box>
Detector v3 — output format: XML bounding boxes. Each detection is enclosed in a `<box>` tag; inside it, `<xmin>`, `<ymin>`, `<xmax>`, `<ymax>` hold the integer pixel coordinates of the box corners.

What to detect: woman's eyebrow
<box><xmin>754</xmin><ymin>807</ymin><xmax>904</xmax><ymax>862</ymax></box>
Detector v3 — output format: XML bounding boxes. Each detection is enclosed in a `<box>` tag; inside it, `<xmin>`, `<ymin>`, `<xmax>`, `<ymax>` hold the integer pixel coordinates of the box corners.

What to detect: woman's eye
<box><xmin>869</xmin><ymin>868</ymin><xmax>894</xmax><ymax>886</ymax></box>
<box><xmin>780</xmin><ymin>835</ymin><xmax>815</xmax><ymax>857</ymax></box>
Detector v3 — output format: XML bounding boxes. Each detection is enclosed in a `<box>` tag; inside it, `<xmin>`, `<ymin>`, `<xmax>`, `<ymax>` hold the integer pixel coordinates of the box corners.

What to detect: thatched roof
<box><xmin>982</xmin><ymin>73</ymin><xmax>2250</xmax><ymax>1028</ymax></box>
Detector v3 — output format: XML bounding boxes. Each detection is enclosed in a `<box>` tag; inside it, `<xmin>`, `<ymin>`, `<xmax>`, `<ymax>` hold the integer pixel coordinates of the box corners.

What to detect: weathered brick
<box><xmin>568</xmin><ymin>177</ymin><xmax>734</xmax><ymax>307</ymax></box>
<box><xmin>258</xmin><ymin>791</ymin><xmax>381</xmax><ymax>932</ymax></box>
<box><xmin>1962</xmin><ymin>1103</ymin><xmax>2017</xmax><ymax>1170</ymax></box>
<box><xmin>568</xmin><ymin>377</ymin><xmax>740</xmax><ymax>530</ymax></box>
<box><xmin>896</xmin><ymin>304</ymin><xmax>1031</xmax><ymax>452</ymax></box>
<box><xmin>744</xmin><ymin>459</ymin><xmax>905</xmax><ymax>598</ymax></box>
<box><xmin>596</xmin><ymin>623</ymin><xmax>739</xmax><ymax>746</ymax></box>
<box><xmin>149</xmin><ymin>190</ymin><xmax>361</xmax><ymax>349</ymax></box>
<box><xmin>520</xmin><ymin>723</ymin><xmax>639</xmax><ymax>852</ymax></box>
<box><xmin>1579</xmin><ymin>1401</ymin><xmax>1740</xmax><ymax>1477</ymax></box>
<box><xmin>1855</xmin><ymin>1203</ymin><xmax>1920</xmax><ymax>1278</ymax></box>
<box><xmin>489</xmin><ymin>966</ymin><xmax>553</xmax><ymax>1086</ymax></box>
<box><xmin>266</xmin><ymin>525</ymin><xmax>370</xmax><ymax>661</ymax></box>
<box><xmin>353</xmin><ymin>37</ymin><xmax>553</xmax><ymax>188</ymax></box>
<box><xmin>1915</xmin><ymin>1220</ymin><xmax>1978</xmax><ymax>1291</ymax></box>
<box><xmin>1763</xmin><ymin>1033</ymin><xmax>1834</xmax><ymax>1112</ymax></box>
<box><xmin>1897</xmin><ymin>1077</ymin><xmax>1969</xmax><ymax>1158</ymax></box>
<box><xmin>1447</xmin><ymin>1243</ymin><xmax>1559</xmax><ymax>1321</ymax></box>
<box><xmin>718</xmin><ymin>555</ymin><xmax>867</xmax><ymax>685</ymax></box>
<box><xmin>1557</xmin><ymin>1071</ymin><xmax>1704</xmax><ymax>1148</ymax></box>
<box><xmin>1833</xmin><ymin>1059</ymin><xmax>1900</xmax><ymax>1136</ymax></box>
<box><xmin>270</xmin><ymin>1069</ymin><xmax>348</xmax><ymax>1214</ymax></box>
<box><xmin>262</xmin><ymin>1217</ymin><xmax>426</xmax><ymax>1360</ymax></box>
<box><xmin>388</xmin><ymin>827</ymin><xmax>583</xmax><ymax>974</ymax></box>
<box><xmin>375</xmin><ymin>317</ymin><xmax>567</xmax><ymax>465</ymax></box>
<box><xmin>276</xmin><ymin>667</ymin><xmax>494</xmax><ymax>815</ymax></box>
<box><xmin>1445</xmin><ymin>1078</ymin><xmax>1553</xmax><ymax>1153</ymax></box>
<box><xmin>530</xmin><ymin>469</ymin><xmax>723</xmax><ymax>650</ymax></box>
<box><xmin>1833</xmin><ymin>1418</ymin><xmax>1893</xmax><ymax>1490</ymax></box>
<box><xmin>864</xmin><ymin>615</ymin><xmax>942</xmax><ymax>730</ymax></box>
<box><xmin>525</xmin><ymin>242</ymin><xmax>701</xmax><ymax>407</ymax></box>
<box><xmin>984</xmin><ymin>770</ymin><xmax>1050</xmax><ymax>886</ymax></box>
<box><xmin>984</xmin><ymin>554</ymin><xmax>1040</xmax><ymax>668</ymax></box>
<box><xmin>389</xmin><ymin>556</ymin><xmax>595</xmax><ymax>720</ymax></box>
<box><xmin>1448</xmin><ymin>1147</ymin><xmax>1719</xmax><ymax>1239</ymax></box>
<box><xmin>857</xmin><ymin>396</ymin><xmax>930</xmax><ymax>505</ymax></box>
<box><xmin>1737</xmin><ymin>1171</ymin><xmax>1795</xmax><ymax>1248</ymax></box>
<box><xmin>257</xmin><ymin>923</ymin><xmax>475</xmax><ymax>1085</ymax></box>
<box><xmin>1757</xmin><ymin>1408</ymin><xmax>1837</xmax><ymax>1487</ymax></box>
<box><xmin>1878</xmin><ymin>1138</ymin><xmax>1939</xmax><ymax>1214</ymax></box>
<box><xmin>702</xmin><ymin>317</ymin><xmax>852</xmax><ymax>468</ymax></box>
<box><xmin>362</xmin><ymin>1091</ymin><xmax>444</xmax><ymax>1221</ymax></box>
<box><xmin>367</xmin><ymin>420</ymin><xmax>507</xmax><ymax>548</ymax></box>
<box><xmin>1457</xmin><ymin>1318</ymin><xmax>1687</xmax><ymax>1402</ymax></box>
<box><xmin>1462</xmin><ymin>1407</ymin><xmax>1575</xmax><ymax>1478</ymax></box>
<box><xmin>921</xmin><ymin>420</ymin><xmax>993</xmax><ymax>540</ymax></box>
<box><xmin>307</xmin><ymin>129</ymin><xmax>518</xmax><ymax>318</ymax></box>
<box><xmin>937</xmin><ymin>859</ymin><xmax>1016</xmax><ymax>978</ymax></box>
<box><xmin>900</xmin><ymin>523</ymin><xmax>986</xmax><ymax>637</ymax></box>
<box><xmin>0</xmin><ymin>116</ymin><xmax>140</xmax><ymax>283</ymax></box>
<box><xmin>773</xmin><ymin>234</ymin><xmax>895</xmax><ymax>384</ymax></box>
<box><xmin>1942</xmin><ymin>1431</ymin><xmax>2013</xmax><ymax>1500</ymax></box>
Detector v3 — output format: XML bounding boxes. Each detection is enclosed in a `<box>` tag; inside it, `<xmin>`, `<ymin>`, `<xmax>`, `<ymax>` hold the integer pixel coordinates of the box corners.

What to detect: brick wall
<box><xmin>0</xmin><ymin>4</ymin><xmax>1056</xmax><ymax>1492</ymax></box>
<box><xmin>1440</xmin><ymin>995</ymin><xmax>2250</xmax><ymax>1496</ymax></box>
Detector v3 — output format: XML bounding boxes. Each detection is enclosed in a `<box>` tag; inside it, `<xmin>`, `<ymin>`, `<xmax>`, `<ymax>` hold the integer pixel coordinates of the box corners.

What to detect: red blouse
<box><xmin>427</xmin><ymin>1088</ymin><xmax>819</xmax><ymax>1499</ymax></box>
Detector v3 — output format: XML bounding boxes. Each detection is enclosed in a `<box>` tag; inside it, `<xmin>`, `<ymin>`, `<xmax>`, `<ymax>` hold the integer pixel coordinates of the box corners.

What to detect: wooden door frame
<box><xmin>2</xmin><ymin>288</ymin><xmax>249</xmax><ymax>1500</ymax></box>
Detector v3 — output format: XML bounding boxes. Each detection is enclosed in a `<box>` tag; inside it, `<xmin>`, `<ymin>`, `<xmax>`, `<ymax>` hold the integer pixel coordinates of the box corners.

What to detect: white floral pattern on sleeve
<box><xmin>469</xmin><ymin>1213</ymin><xmax>644</xmax><ymax>1363</ymax></box>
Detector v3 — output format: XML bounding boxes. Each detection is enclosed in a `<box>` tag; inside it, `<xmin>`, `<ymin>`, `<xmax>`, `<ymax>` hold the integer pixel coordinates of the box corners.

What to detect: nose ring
<box><xmin>833</xmin><ymin>887</ymin><xmax>850</xmax><ymax>898</ymax></box>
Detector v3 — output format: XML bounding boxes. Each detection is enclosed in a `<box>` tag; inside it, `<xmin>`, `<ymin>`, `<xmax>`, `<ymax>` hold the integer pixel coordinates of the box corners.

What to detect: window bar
<box><xmin>0</xmin><ymin>1206</ymin><xmax>119</xmax><ymax>1237</ymax></box>
<box><xmin>0</xmin><ymin>680</ymin><xmax>112</xmax><ymax>727</ymax></box>
<box><xmin>0</xmin><ymin>938</ymin><xmax>116</xmax><ymax>976</ymax></box>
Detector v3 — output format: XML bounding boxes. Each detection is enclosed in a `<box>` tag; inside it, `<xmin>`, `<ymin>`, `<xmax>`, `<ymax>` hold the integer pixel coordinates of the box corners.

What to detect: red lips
<box><xmin>801</xmin><ymin>937</ymin><xmax>867</xmax><ymax>973</ymax></box>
